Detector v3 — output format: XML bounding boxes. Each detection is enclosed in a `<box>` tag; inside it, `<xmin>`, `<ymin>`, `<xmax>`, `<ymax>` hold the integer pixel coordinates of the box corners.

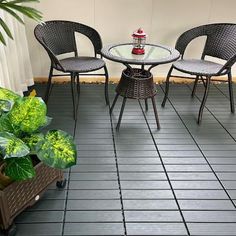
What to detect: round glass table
<box><xmin>101</xmin><ymin>43</ymin><xmax>180</xmax><ymax>130</ymax></box>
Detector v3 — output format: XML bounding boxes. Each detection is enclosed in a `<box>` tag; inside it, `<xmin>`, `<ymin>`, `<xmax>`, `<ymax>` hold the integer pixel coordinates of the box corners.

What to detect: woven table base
<box><xmin>111</xmin><ymin>68</ymin><xmax>160</xmax><ymax>130</ymax></box>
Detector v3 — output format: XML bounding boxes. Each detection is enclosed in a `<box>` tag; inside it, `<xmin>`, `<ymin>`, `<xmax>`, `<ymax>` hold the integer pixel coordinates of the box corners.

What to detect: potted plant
<box><xmin>0</xmin><ymin>87</ymin><xmax>77</xmax><ymax>236</ymax></box>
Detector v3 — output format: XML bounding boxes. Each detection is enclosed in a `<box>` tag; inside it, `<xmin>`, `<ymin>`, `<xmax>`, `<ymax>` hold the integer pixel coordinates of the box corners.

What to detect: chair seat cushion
<box><xmin>58</xmin><ymin>57</ymin><xmax>105</xmax><ymax>73</ymax></box>
<box><xmin>173</xmin><ymin>59</ymin><xmax>225</xmax><ymax>76</ymax></box>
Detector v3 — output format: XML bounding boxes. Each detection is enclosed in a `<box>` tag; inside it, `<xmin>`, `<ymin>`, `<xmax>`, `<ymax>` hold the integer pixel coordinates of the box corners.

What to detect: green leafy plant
<box><xmin>0</xmin><ymin>0</ymin><xmax>42</xmax><ymax>45</ymax></box>
<box><xmin>0</xmin><ymin>87</ymin><xmax>77</xmax><ymax>184</ymax></box>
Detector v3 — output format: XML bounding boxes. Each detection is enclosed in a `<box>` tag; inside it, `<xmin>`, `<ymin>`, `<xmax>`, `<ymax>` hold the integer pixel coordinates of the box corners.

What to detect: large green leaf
<box><xmin>5</xmin><ymin>156</ymin><xmax>36</xmax><ymax>181</ymax></box>
<box><xmin>0</xmin><ymin>114</ymin><xmax>15</xmax><ymax>133</ymax></box>
<box><xmin>9</xmin><ymin>96</ymin><xmax>47</xmax><ymax>133</ymax></box>
<box><xmin>0</xmin><ymin>132</ymin><xmax>29</xmax><ymax>158</ymax></box>
<box><xmin>36</xmin><ymin>130</ymin><xmax>77</xmax><ymax>169</ymax></box>
<box><xmin>0</xmin><ymin>99</ymin><xmax>12</xmax><ymax>115</ymax></box>
<box><xmin>0</xmin><ymin>87</ymin><xmax>20</xmax><ymax>103</ymax></box>
<box><xmin>23</xmin><ymin>133</ymin><xmax>44</xmax><ymax>153</ymax></box>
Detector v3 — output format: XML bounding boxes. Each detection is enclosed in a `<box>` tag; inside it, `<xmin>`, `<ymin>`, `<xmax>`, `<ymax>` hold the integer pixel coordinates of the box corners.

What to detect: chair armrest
<box><xmin>218</xmin><ymin>54</ymin><xmax>236</xmax><ymax>74</ymax></box>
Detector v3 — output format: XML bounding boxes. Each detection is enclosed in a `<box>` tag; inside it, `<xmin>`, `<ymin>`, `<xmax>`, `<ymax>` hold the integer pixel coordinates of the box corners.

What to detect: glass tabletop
<box><xmin>101</xmin><ymin>43</ymin><xmax>180</xmax><ymax>65</ymax></box>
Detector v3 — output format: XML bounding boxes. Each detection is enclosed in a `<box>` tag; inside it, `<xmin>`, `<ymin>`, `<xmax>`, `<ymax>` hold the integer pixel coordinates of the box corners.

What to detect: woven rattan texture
<box><xmin>173</xmin><ymin>59</ymin><xmax>227</xmax><ymax>76</ymax></box>
<box><xmin>58</xmin><ymin>57</ymin><xmax>105</xmax><ymax>73</ymax></box>
<box><xmin>34</xmin><ymin>21</ymin><xmax>104</xmax><ymax>73</ymax></box>
<box><xmin>175</xmin><ymin>23</ymin><xmax>236</xmax><ymax>62</ymax></box>
<box><xmin>34</xmin><ymin>21</ymin><xmax>102</xmax><ymax>56</ymax></box>
<box><xmin>116</xmin><ymin>68</ymin><xmax>157</xmax><ymax>99</ymax></box>
<box><xmin>3</xmin><ymin>163</ymin><xmax>62</xmax><ymax>217</ymax></box>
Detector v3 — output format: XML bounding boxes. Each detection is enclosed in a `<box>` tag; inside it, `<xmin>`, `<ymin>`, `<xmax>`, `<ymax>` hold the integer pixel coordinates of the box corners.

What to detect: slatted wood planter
<box><xmin>0</xmin><ymin>161</ymin><xmax>64</xmax><ymax>236</ymax></box>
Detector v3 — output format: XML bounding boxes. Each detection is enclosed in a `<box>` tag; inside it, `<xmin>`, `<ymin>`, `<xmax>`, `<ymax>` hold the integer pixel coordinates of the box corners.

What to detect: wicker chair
<box><xmin>162</xmin><ymin>23</ymin><xmax>236</xmax><ymax>124</ymax></box>
<box><xmin>34</xmin><ymin>20</ymin><xmax>109</xmax><ymax>119</ymax></box>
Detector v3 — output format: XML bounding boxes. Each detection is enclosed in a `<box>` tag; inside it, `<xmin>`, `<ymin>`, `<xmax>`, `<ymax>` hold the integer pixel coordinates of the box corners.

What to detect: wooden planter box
<box><xmin>0</xmin><ymin>161</ymin><xmax>64</xmax><ymax>235</ymax></box>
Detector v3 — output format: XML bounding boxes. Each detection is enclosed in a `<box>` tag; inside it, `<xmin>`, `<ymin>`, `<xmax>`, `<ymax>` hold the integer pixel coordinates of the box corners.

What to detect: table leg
<box><xmin>151</xmin><ymin>97</ymin><xmax>160</xmax><ymax>129</ymax></box>
<box><xmin>110</xmin><ymin>93</ymin><xmax>119</xmax><ymax>113</ymax></box>
<box><xmin>145</xmin><ymin>99</ymin><xmax>148</xmax><ymax>111</ymax></box>
<box><xmin>116</xmin><ymin>97</ymin><xmax>127</xmax><ymax>130</ymax></box>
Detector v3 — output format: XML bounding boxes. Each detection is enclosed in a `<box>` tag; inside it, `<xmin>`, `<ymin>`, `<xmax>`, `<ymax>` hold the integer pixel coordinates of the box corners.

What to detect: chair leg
<box><xmin>145</xmin><ymin>99</ymin><xmax>148</xmax><ymax>111</ymax></box>
<box><xmin>44</xmin><ymin>66</ymin><xmax>53</xmax><ymax>104</ymax></box>
<box><xmin>104</xmin><ymin>65</ymin><xmax>109</xmax><ymax>105</ymax></box>
<box><xmin>75</xmin><ymin>73</ymin><xmax>80</xmax><ymax>114</ymax></box>
<box><xmin>116</xmin><ymin>97</ymin><xmax>127</xmax><ymax>130</ymax></box>
<box><xmin>76</xmin><ymin>73</ymin><xmax>80</xmax><ymax>95</ymax></box>
<box><xmin>191</xmin><ymin>75</ymin><xmax>199</xmax><ymax>98</ymax></box>
<box><xmin>228</xmin><ymin>70</ymin><xmax>235</xmax><ymax>113</ymax></box>
<box><xmin>198</xmin><ymin>76</ymin><xmax>211</xmax><ymax>124</ymax></box>
<box><xmin>110</xmin><ymin>93</ymin><xmax>119</xmax><ymax>113</ymax></box>
<box><xmin>151</xmin><ymin>97</ymin><xmax>160</xmax><ymax>129</ymax></box>
<box><xmin>70</xmin><ymin>73</ymin><xmax>76</xmax><ymax>120</ymax></box>
<box><xmin>162</xmin><ymin>66</ymin><xmax>173</xmax><ymax>107</ymax></box>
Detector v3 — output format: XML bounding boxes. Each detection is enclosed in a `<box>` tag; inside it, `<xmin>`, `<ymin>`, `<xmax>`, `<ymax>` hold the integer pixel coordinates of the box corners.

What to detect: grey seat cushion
<box><xmin>58</xmin><ymin>56</ymin><xmax>105</xmax><ymax>73</ymax></box>
<box><xmin>173</xmin><ymin>59</ymin><xmax>225</xmax><ymax>76</ymax></box>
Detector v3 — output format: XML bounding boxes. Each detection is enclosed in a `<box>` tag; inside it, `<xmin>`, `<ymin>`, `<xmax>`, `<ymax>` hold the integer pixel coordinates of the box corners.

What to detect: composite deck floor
<box><xmin>7</xmin><ymin>82</ymin><xmax>236</xmax><ymax>236</ymax></box>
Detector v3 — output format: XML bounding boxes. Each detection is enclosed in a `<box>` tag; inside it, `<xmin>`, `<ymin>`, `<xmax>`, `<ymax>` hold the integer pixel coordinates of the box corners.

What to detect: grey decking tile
<box><xmin>178</xmin><ymin>200</ymin><xmax>234</xmax><ymax>210</ymax></box>
<box><xmin>65</xmin><ymin>211</ymin><xmax>123</xmax><ymax>222</ymax></box>
<box><xmin>78</xmin><ymin>158</ymin><xmax>116</xmax><ymax>164</ymax></box>
<box><xmin>163</xmin><ymin>157</ymin><xmax>207</xmax><ymax>164</ymax></box>
<box><xmin>175</xmin><ymin>190</ymin><xmax>229</xmax><ymax>199</ymax></box>
<box><xmin>217</xmin><ymin>172</ymin><xmax>236</xmax><ymax>180</ymax></box>
<box><xmin>183</xmin><ymin>211</ymin><xmax>236</xmax><ymax>222</ymax></box>
<box><xmin>208</xmin><ymin>158</ymin><xmax>236</xmax><ymax>165</ymax></box>
<box><xmin>71</xmin><ymin>164</ymin><xmax>117</xmax><ymax>172</ymax></box>
<box><xmin>16</xmin><ymin>211</ymin><xmax>64</xmax><ymax>223</ymax></box>
<box><xmin>43</xmin><ymin>190</ymin><xmax>67</xmax><ymax>200</ymax></box>
<box><xmin>75</xmin><ymin>150</ymin><xmax>115</xmax><ymax>157</ymax></box>
<box><xmin>228</xmin><ymin>190</ymin><xmax>236</xmax><ymax>199</ymax></box>
<box><xmin>212</xmin><ymin>165</ymin><xmax>236</xmax><ymax>172</ymax></box>
<box><xmin>160</xmin><ymin>150</ymin><xmax>202</xmax><ymax>157</ymax></box>
<box><xmin>64</xmin><ymin>223</ymin><xmax>124</xmax><ymax>235</ymax></box>
<box><xmin>120</xmin><ymin>181</ymin><xmax>170</xmax><ymax>189</ymax></box>
<box><xmin>168</xmin><ymin>173</ymin><xmax>217</xmax><ymax>181</ymax></box>
<box><xmin>115</xmin><ymin>144</ymin><xmax>156</xmax><ymax>151</ymax></box>
<box><xmin>222</xmin><ymin>181</ymin><xmax>236</xmax><ymax>189</ymax></box>
<box><xmin>171</xmin><ymin>181</ymin><xmax>222</xmax><ymax>189</ymax></box>
<box><xmin>122</xmin><ymin>190</ymin><xmax>173</xmax><ymax>199</ymax></box>
<box><xmin>203</xmin><ymin>151</ymin><xmax>236</xmax><ymax>157</ymax></box>
<box><xmin>188</xmin><ymin>223</ymin><xmax>236</xmax><ymax>235</ymax></box>
<box><xmin>119</xmin><ymin>165</ymin><xmax>163</xmax><ymax>172</ymax></box>
<box><xmin>30</xmin><ymin>83</ymin><xmax>236</xmax><ymax>236</ymax></box>
<box><xmin>16</xmin><ymin>223</ymin><xmax>63</xmax><ymax>236</ymax></box>
<box><xmin>78</xmin><ymin>144</ymin><xmax>114</xmax><ymax>151</ymax></box>
<box><xmin>126</xmin><ymin>223</ymin><xmax>188</xmax><ymax>235</ymax></box>
<box><xmin>67</xmin><ymin>200</ymin><xmax>121</xmax><ymax>210</ymax></box>
<box><xmin>27</xmin><ymin>200</ymin><xmax>65</xmax><ymax>211</ymax></box>
<box><xmin>166</xmin><ymin>165</ymin><xmax>211</xmax><ymax>172</ymax></box>
<box><xmin>69</xmin><ymin>181</ymin><xmax>119</xmax><ymax>189</ymax></box>
<box><xmin>70</xmin><ymin>173</ymin><xmax>118</xmax><ymax>181</ymax></box>
<box><xmin>119</xmin><ymin>172</ymin><xmax>166</xmax><ymax>180</ymax></box>
<box><xmin>125</xmin><ymin>211</ymin><xmax>182</xmax><ymax>222</ymax></box>
<box><xmin>68</xmin><ymin>190</ymin><xmax>120</xmax><ymax>199</ymax></box>
<box><xmin>118</xmin><ymin>158</ymin><xmax>161</xmax><ymax>165</ymax></box>
<box><xmin>116</xmin><ymin>150</ymin><xmax>157</xmax><ymax>157</ymax></box>
<box><xmin>123</xmin><ymin>200</ymin><xmax>177</xmax><ymax>210</ymax></box>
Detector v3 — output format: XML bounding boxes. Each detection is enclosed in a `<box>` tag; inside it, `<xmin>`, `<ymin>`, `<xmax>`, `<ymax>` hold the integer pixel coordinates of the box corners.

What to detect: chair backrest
<box><xmin>34</xmin><ymin>21</ymin><xmax>103</xmax><ymax>68</ymax></box>
<box><xmin>176</xmin><ymin>23</ymin><xmax>236</xmax><ymax>62</ymax></box>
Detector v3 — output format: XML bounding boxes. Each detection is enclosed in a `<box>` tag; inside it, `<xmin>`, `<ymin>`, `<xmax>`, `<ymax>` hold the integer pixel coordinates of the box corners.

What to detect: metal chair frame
<box><xmin>161</xmin><ymin>23</ymin><xmax>236</xmax><ymax>124</ymax></box>
<box><xmin>34</xmin><ymin>20</ymin><xmax>109</xmax><ymax>119</ymax></box>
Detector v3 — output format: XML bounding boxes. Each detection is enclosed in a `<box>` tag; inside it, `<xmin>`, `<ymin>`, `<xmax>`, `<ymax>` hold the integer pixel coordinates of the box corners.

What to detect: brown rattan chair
<box><xmin>34</xmin><ymin>20</ymin><xmax>109</xmax><ymax>119</ymax></box>
<box><xmin>162</xmin><ymin>23</ymin><xmax>236</xmax><ymax>124</ymax></box>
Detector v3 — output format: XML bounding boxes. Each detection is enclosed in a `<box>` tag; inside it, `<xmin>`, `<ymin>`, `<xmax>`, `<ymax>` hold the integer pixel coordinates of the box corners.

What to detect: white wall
<box><xmin>25</xmin><ymin>0</ymin><xmax>236</xmax><ymax>79</ymax></box>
